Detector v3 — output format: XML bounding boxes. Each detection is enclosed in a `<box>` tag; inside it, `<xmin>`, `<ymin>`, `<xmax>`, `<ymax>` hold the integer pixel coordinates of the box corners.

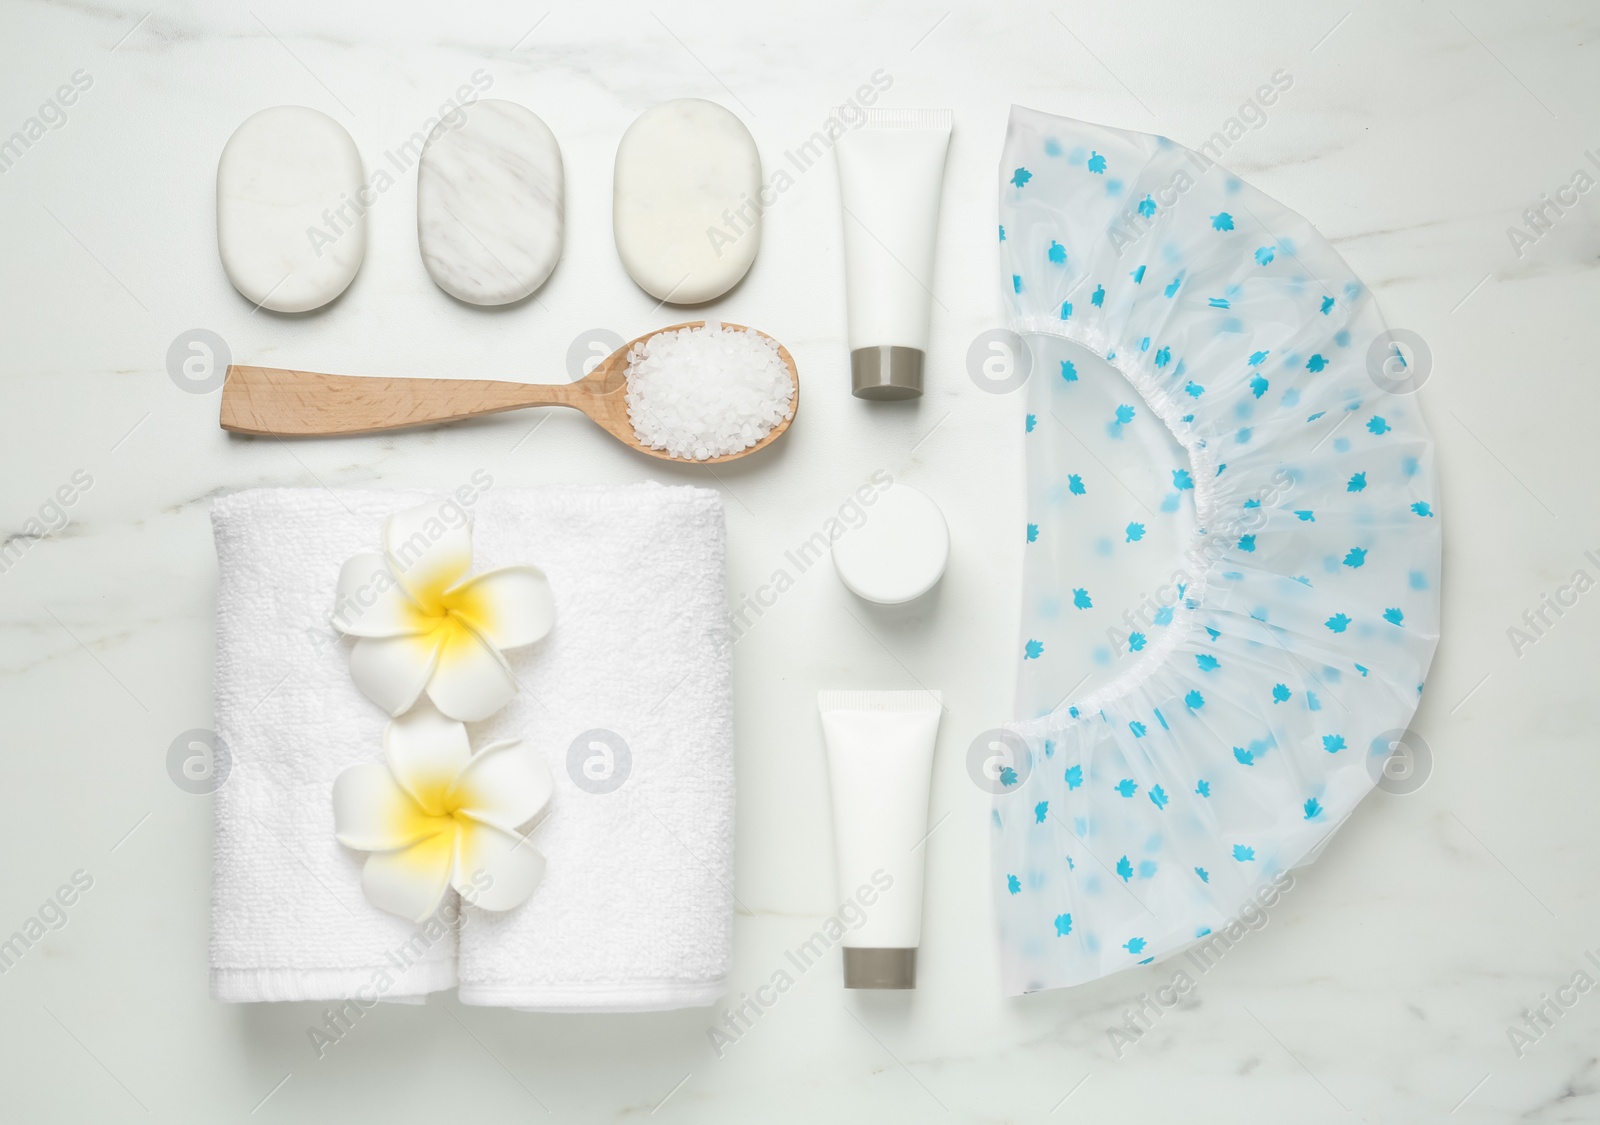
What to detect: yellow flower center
<box><xmin>404</xmin><ymin>770</ymin><xmax>492</xmax><ymax>833</ymax></box>
<box><xmin>399</xmin><ymin>782</ymin><xmax>467</xmax><ymax>837</ymax></box>
<box><xmin>402</xmin><ymin>574</ymin><xmax>496</xmax><ymax>659</ymax></box>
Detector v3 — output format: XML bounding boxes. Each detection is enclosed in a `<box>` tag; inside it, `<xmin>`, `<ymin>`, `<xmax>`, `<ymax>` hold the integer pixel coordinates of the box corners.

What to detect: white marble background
<box><xmin>0</xmin><ymin>1</ymin><xmax>1596</xmax><ymax>1121</ymax></box>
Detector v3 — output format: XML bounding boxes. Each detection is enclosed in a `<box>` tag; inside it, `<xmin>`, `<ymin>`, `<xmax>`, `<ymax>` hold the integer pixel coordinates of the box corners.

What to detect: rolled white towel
<box><xmin>208</xmin><ymin>484</ymin><xmax>735</xmax><ymax>1012</ymax></box>
<box><xmin>210</xmin><ymin>488</ymin><xmax>457</xmax><ymax>1003</ymax></box>
<box><xmin>455</xmin><ymin>485</ymin><xmax>735</xmax><ymax>1011</ymax></box>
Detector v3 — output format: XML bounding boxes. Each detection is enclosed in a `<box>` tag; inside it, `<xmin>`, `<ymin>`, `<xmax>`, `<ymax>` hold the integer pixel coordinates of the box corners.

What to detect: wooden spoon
<box><xmin>219</xmin><ymin>321</ymin><xmax>798</xmax><ymax>465</ymax></box>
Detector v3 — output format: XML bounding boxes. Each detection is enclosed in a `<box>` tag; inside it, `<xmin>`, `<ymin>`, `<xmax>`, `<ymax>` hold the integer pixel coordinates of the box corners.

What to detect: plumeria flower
<box><xmin>333</xmin><ymin>701</ymin><xmax>553</xmax><ymax>922</ymax></box>
<box><xmin>332</xmin><ymin>500</ymin><xmax>554</xmax><ymax>722</ymax></box>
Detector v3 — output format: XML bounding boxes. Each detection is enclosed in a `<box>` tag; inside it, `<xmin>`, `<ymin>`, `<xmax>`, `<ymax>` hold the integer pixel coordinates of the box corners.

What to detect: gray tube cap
<box><xmin>851</xmin><ymin>346</ymin><xmax>924</xmax><ymax>400</ymax></box>
<box><xmin>843</xmin><ymin>947</ymin><xmax>917</xmax><ymax>989</ymax></box>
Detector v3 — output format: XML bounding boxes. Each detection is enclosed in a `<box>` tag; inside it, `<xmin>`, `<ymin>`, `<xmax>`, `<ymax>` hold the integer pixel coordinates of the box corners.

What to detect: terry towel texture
<box><xmin>210</xmin><ymin>484</ymin><xmax>735</xmax><ymax>1011</ymax></box>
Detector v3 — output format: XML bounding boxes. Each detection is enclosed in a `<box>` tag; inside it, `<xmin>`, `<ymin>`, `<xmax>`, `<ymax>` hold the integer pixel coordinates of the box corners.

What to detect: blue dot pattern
<box><xmin>993</xmin><ymin>107</ymin><xmax>1442</xmax><ymax>996</ymax></box>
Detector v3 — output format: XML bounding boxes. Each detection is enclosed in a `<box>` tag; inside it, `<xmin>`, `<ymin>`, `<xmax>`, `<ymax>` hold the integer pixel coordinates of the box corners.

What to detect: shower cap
<box><xmin>993</xmin><ymin>106</ymin><xmax>1440</xmax><ymax>995</ymax></box>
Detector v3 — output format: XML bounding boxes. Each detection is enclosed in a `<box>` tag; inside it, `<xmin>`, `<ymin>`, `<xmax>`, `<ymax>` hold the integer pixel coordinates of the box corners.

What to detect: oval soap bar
<box><xmin>217</xmin><ymin>106</ymin><xmax>365</xmax><ymax>313</ymax></box>
<box><xmin>417</xmin><ymin>100</ymin><xmax>564</xmax><ymax>305</ymax></box>
<box><xmin>613</xmin><ymin>99</ymin><xmax>761</xmax><ymax>304</ymax></box>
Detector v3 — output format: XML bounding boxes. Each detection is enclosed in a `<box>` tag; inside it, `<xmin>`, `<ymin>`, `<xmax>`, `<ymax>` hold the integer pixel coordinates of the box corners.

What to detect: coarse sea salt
<box><xmin>625</xmin><ymin>322</ymin><xmax>795</xmax><ymax>461</ymax></box>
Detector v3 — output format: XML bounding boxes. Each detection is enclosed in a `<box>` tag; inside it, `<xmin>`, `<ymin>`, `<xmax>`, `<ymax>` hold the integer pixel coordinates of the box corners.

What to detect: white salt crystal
<box><xmin>624</xmin><ymin>322</ymin><xmax>795</xmax><ymax>460</ymax></box>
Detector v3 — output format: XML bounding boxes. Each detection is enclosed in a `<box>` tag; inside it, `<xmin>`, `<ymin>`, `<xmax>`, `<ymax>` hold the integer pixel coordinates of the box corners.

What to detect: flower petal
<box><xmin>448</xmin><ymin>739</ymin><xmax>554</xmax><ymax>833</ymax></box>
<box><xmin>384</xmin><ymin>500</ymin><xmax>473</xmax><ymax>609</ymax></box>
<box><xmin>424</xmin><ymin>622</ymin><xmax>516</xmax><ymax>722</ymax></box>
<box><xmin>333</xmin><ymin>763</ymin><xmax>449</xmax><ymax>851</ymax></box>
<box><xmin>361</xmin><ymin>829</ymin><xmax>458</xmax><ymax>922</ymax></box>
<box><xmin>331</xmin><ymin>552</ymin><xmax>426</xmax><ymax>638</ymax></box>
<box><xmin>384</xmin><ymin>701</ymin><xmax>472</xmax><ymax>815</ymax></box>
<box><xmin>447</xmin><ymin>565</ymin><xmax>555</xmax><ymax>651</ymax></box>
<box><xmin>453</xmin><ymin>821</ymin><xmax>546</xmax><ymax>912</ymax></box>
<box><xmin>349</xmin><ymin>631</ymin><xmax>443</xmax><ymax>716</ymax></box>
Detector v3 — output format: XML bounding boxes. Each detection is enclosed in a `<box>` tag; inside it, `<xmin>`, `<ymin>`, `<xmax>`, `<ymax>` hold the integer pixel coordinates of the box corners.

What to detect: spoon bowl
<box><xmin>219</xmin><ymin>321</ymin><xmax>798</xmax><ymax>465</ymax></box>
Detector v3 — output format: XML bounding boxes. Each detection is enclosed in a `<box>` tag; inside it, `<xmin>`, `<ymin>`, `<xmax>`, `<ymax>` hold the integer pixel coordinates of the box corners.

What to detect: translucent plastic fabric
<box><xmin>994</xmin><ymin>106</ymin><xmax>1441</xmax><ymax>995</ymax></box>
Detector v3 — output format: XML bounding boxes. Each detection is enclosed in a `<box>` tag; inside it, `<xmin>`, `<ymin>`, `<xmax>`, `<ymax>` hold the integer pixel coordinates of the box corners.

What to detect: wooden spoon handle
<box><xmin>219</xmin><ymin>365</ymin><xmax>584</xmax><ymax>436</ymax></box>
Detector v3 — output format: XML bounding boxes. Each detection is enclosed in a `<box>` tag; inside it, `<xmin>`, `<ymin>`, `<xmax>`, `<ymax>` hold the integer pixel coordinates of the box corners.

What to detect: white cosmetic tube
<box><xmin>832</xmin><ymin>108</ymin><xmax>952</xmax><ymax>401</ymax></box>
<box><xmin>817</xmin><ymin>689</ymin><xmax>943</xmax><ymax>988</ymax></box>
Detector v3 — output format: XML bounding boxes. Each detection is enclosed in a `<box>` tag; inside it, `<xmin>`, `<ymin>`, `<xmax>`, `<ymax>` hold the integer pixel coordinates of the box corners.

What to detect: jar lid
<box><xmin>831</xmin><ymin>484</ymin><xmax>948</xmax><ymax>604</ymax></box>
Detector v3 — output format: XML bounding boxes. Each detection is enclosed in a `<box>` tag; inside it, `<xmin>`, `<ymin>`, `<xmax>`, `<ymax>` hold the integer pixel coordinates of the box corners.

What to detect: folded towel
<box><xmin>209</xmin><ymin>484</ymin><xmax>735</xmax><ymax>1010</ymax></box>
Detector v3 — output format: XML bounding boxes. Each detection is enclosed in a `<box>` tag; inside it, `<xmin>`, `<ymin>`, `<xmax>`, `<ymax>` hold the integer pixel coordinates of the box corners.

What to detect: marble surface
<box><xmin>418</xmin><ymin>97</ymin><xmax>564</xmax><ymax>306</ymax></box>
<box><xmin>216</xmin><ymin>105</ymin><xmax>366</xmax><ymax>312</ymax></box>
<box><xmin>613</xmin><ymin>97</ymin><xmax>762</xmax><ymax>303</ymax></box>
<box><xmin>0</xmin><ymin>1</ymin><xmax>1597</xmax><ymax>1122</ymax></box>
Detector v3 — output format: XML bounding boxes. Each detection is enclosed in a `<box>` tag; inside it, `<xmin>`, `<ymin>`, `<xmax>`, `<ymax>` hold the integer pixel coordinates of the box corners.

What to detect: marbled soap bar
<box><xmin>613</xmin><ymin>99</ymin><xmax>761</xmax><ymax>304</ymax></box>
<box><xmin>216</xmin><ymin>106</ymin><xmax>365</xmax><ymax>313</ymax></box>
<box><xmin>417</xmin><ymin>100</ymin><xmax>564</xmax><ymax>306</ymax></box>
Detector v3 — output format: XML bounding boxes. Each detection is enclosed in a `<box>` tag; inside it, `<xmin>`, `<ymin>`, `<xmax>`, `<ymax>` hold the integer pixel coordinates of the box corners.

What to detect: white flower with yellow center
<box><xmin>333</xmin><ymin>702</ymin><xmax>553</xmax><ymax>921</ymax></box>
<box><xmin>332</xmin><ymin>500</ymin><xmax>554</xmax><ymax>722</ymax></box>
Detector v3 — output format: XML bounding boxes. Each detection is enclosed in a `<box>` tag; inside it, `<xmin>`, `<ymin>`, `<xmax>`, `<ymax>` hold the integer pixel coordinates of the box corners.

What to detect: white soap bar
<box><xmin>831</xmin><ymin>484</ymin><xmax>949</xmax><ymax>604</ymax></box>
<box><xmin>613</xmin><ymin>99</ymin><xmax>761</xmax><ymax>304</ymax></box>
<box><xmin>216</xmin><ymin>106</ymin><xmax>365</xmax><ymax>313</ymax></box>
<box><xmin>417</xmin><ymin>100</ymin><xmax>564</xmax><ymax>306</ymax></box>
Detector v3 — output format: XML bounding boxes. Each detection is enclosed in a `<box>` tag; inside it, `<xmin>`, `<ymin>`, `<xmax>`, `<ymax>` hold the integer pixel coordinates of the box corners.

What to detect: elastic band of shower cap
<box><xmin>991</xmin><ymin>105</ymin><xmax>1441</xmax><ymax>995</ymax></box>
